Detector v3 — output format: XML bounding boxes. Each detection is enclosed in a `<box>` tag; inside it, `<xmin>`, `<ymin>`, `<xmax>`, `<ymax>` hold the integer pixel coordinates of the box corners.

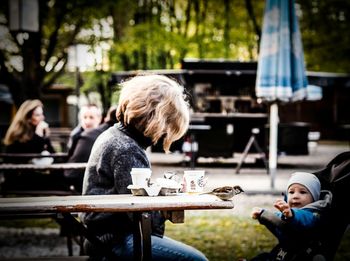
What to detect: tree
<box><xmin>0</xmin><ymin>0</ymin><xmax>108</xmax><ymax>107</ymax></box>
<box><xmin>1</xmin><ymin>0</ymin><xmax>349</xmax><ymax>110</ymax></box>
<box><xmin>107</xmin><ymin>0</ymin><xmax>265</xmax><ymax>71</ymax></box>
<box><xmin>298</xmin><ymin>0</ymin><xmax>350</xmax><ymax>72</ymax></box>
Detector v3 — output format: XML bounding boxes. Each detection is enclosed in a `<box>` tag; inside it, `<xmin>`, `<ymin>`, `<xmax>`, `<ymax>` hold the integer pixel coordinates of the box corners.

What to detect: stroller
<box><xmin>252</xmin><ymin>151</ymin><xmax>350</xmax><ymax>261</ymax></box>
<box><xmin>313</xmin><ymin>151</ymin><xmax>350</xmax><ymax>260</ymax></box>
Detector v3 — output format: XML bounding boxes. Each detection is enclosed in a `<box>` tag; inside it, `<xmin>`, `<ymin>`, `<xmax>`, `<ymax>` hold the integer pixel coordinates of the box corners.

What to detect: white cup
<box><xmin>130</xmin><ymin>168</ymin><xmax>152</xmax><ymax>187</ymax></box>
<box><xmin>182</xmin><ymin>170</ymin><xmax>206</xmax><ymax>193</ymax></box>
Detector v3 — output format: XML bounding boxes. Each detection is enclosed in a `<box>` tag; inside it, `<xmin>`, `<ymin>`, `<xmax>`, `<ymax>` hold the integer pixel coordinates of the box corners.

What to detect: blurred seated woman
<box><xmin>2</xmin><ymin>99</ymin><xmax>66</xmax><ymax>191</ymax></box>
<box><xmin>4</xmin><ymin>99</ymin><xmax>55</xmax><ymax>155</ymax></box>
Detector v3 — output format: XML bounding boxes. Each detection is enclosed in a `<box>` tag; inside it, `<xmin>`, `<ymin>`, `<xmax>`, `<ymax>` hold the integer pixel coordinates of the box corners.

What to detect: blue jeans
<box><xmin>110</xmin><ymin>234</ymin><xmax>208</xmax><ymax>261</ymax></box>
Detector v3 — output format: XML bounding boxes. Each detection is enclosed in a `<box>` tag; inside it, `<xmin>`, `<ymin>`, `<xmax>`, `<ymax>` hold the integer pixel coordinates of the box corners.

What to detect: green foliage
<box><xmin>165</xmin><ymin>212</ymin><xmax>276</xmax><ymax>260</ymax></box>
<box><xmin>109</xmin><ymin>0</ymin><xmax>265</xmax><ymax>71</ymax></box>
<box><xmin>165</xmin><ymin>211</ymin><xmax>350</xmax><ymax>261</ymax></box>
<box><xmin>298</xmin><ymin>0</ymin><xmax>350</xmax><ymax>72</ymax></box>
<box><xmin>110</xmin><ymin>23</ymin><xmax>189</xmax><ymax>70</ymax></box>
<box><xmin>0</xmin><ymin>0</ymin><xmax>118</xmax><ymax>106</ymax></box>
<box><xmin>54</xmin><ymin>72</ymin><xmax>76</xmax><ymax>88</ymax></box>
<box><xmin>0</xmin><ymin>218</ymin><xmax>58</xmax><ymax>229</ymax></box>
<box><xmin>80</xmin><ymin>71</ymin><xmax>108</xmax><ymax>93</ymax></box>
<box><xmin>1</xmin><ymin>0</ymin><xmax>350</xmax><ymax>108</ymax></box>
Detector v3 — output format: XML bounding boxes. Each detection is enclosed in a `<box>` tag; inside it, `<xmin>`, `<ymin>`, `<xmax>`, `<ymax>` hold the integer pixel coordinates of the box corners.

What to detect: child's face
<box><xmin>287</xmin><ymin>183</ymin><xmax>314</xmax><ymax>208</ymax></box>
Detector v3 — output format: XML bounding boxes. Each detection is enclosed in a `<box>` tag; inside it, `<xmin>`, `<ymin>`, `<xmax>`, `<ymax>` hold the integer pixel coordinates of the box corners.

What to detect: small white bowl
<box><xmin>127</xmin><ymin>185</ymin><xmax>147</xmax><ymax>196</ymax></box>
<box><xmin>32</xmin><ymin>157</ymin><xmax>54</xmax><ymax>165</ymax></box>
<box><xmin>144</xmin><ymin>185</ymin><xmax>162</xmax><ymax>196</ymax></box>
<box><xmin>159</xmin><ymin>187</ymin><xmax>180</xmax><ymax>196</ymax></box>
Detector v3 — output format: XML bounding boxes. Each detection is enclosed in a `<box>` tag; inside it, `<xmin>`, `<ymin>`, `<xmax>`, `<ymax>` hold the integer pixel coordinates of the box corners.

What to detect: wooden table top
<box><xmin>0</xmin><ymin>152</ymin><xmax>68</xmax><ymax>158</ymax></box>
<box><xmin>0</xmin><ymin>162</ymin><xmax>87</xmax><ymax>170</ymax></box>
<box><xmin>0</xmin><ymin>194</ymin><xmax>234</xmax><ymax>214</ymax></box>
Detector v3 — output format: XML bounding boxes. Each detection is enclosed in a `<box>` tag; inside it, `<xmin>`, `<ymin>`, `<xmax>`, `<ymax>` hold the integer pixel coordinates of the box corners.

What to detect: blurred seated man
<box><xmin>67</xmin><ymin>104</ymin><xmax>102</xmax><ymax>157</ymax></box>
<box><xmin>64</xmin><ymin>106</ymin><xmax>118</xmax><ymax>193</ymax></box>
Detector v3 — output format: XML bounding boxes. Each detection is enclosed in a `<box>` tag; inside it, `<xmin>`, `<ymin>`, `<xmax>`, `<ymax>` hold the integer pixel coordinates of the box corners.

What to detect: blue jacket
<box><xmin>258</xmin><ymin>190</ymin><xmax>332</xmax><ymax>251</ymax></box>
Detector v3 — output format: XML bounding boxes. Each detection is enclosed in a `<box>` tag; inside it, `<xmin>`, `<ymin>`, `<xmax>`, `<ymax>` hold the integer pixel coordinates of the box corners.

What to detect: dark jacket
<box><xmin>5</xmin><ymin>133</ymin><xmax>55</xmax><ymax>163</ymax></box>
<box><xmin>67</xmin><ymin>125</ymin><xmax>84</xmax><ymax>158</ymax></box>
<box><xmin>3</xmin><ymin>133</ymin><xmax>62</xmax><ymax>191</ymax></box>
<box><xmin>255</xmin><ymin>190</ymin><xmax>332</xmax><ymax>260</ymax></box>
<box><xmin>80</xmin><ymin>123</ymin><xmax>165</xmax><ymax>240</ymax></box>
<box><xmin>64</xmin><ymin>122</ymin><xmax>113</xmax><ymax>192</ymax></box>
<box><xmin>67</xmin><ymin>123</ymin><xmax>113</xmax><ymax>164</ymax></box>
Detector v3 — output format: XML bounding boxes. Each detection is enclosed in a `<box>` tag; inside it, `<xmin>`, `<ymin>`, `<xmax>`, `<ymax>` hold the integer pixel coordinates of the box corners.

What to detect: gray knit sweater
<box><xmin>80</xmin><ymin>123</ymin><xmax>165</xmax><ymax>238</ymax></box>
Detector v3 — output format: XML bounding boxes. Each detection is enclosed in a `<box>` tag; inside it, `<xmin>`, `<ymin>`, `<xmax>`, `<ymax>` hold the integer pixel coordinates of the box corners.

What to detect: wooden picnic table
<box><xmin>0</xmin><ymin>152</ymin><xmax>68</xmax><ymax>159</ymax></box>
<box><xmin>0</xmin><ymin>193</ymin><xmax>234</xmax><ymax>260</ymax></box>
<box><xmin>0</xmin><ymin>162</ymin><xmax>87</xmax><ymax>196</ymax></box>
<box><xmin>0</xmin><ymin>162</ymin><xmax>87</xmax><ymax>171</ymax></box>
<box><xmin>0</xmin><ymin>152</ymin><xmax>69</xmax><ymax>165</ymax></box>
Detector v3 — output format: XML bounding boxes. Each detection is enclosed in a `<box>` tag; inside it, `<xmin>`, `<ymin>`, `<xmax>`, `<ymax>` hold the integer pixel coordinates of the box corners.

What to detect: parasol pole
<box><xmin>269</xmin><ymin>102</ymin><xmax>279</xmax><ymax>190</ymax></box>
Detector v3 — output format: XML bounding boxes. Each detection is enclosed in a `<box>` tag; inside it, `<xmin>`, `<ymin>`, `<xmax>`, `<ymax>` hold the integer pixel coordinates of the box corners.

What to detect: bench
<box><xmin>0</xmin><ymin>160</ymin><xmax>87</xmax><ymax>257</ymax></box>
<box><xmin>1</xmin><ymin>257</ymin><xmax>89</xmax><ymax>260</ymax></box>
<box><xmin>0</xmin><ymin>162</ymin><xmax>86</xmax><ymax>197</ymax></box>
<box><xmin>0</xmin><ymin>153</ymin><xmax>69</xmax><ymax>168</ymax></box>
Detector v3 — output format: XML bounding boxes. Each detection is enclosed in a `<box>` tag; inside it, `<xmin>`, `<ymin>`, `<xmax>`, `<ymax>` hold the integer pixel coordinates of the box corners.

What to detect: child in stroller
<box><xmin>251</xmin><ymin>171</ymin><xmax>332</xmax><ymax>261</ymax></box>
<box><xmin>250</xmin><ymin>151</ymin><xmax>350</xmax><ymax>261</ymax></box>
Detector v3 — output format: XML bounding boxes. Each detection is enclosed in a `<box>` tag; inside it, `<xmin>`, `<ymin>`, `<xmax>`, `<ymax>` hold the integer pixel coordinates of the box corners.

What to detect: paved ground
<box><xmin>148</xmin><ymin>140</ymin><xmax>349</xmax><ymax>194</ymax></box>
<box><xmin>0</xmin><ymin>140</ymin><xmax>348</xmax><ymax>258</ymax></box>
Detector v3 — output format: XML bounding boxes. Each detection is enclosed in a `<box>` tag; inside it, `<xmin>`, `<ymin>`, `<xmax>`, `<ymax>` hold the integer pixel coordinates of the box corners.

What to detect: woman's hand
<box><xmin>274</xmin><ymin>199</ymin><xmax>293</xmax><ymax>218</ymax></box>
<box><xmin>251</xmin><ymin>207</ymin><xmax>263</xmax><ymax>219</ymax></box>
<box><xmin>35</xmin><ymin>121</ymin><xmax>50</xmax><ymax>137</ymax></box>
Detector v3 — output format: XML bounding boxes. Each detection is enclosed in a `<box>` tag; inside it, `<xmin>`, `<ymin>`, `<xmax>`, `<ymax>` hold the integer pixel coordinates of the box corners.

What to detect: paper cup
<box><xmin>183</xmin><ymin>170</ymin><xmax>206</xmax><ymax>193</ymax></box>
<box><xmin>130</xmin><ymin>168</ymin><xmax>152</xmax><ymax>187</ymax></box>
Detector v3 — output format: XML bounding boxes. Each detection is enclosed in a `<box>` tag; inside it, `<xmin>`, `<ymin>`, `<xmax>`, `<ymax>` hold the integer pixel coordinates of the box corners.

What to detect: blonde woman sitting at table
<box><xmin>81</xmin><ymin>74</ymin><xmax>208</xmax><ymax>260</ymax></box>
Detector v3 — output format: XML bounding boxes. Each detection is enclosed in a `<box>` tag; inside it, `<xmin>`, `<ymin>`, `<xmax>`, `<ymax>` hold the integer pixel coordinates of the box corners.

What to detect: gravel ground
<box><xmin>0</xmin><ymin>227</ymin><xmax>80</xmax><ymax>258</ymax></box>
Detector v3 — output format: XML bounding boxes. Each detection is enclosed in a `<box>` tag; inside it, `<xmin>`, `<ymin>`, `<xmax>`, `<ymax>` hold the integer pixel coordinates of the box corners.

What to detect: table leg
<box><xmin>133</xmin><ymin>212</ymin><xmax>142</xmax><ymax>260</ymax></box>
<box><xmin>133</xmin><ymin>212</ymin><xmax>152</xmax><ymax>261</ymax></box>
<box><xmin>66</xmin><ymin>235</ymin><xmax>73</xmax><ymax>256</ymax></box>
<box><xmin>141</xmin><ymin>212</ymin><xmax>152</xmax><ymax>260</ymax></box>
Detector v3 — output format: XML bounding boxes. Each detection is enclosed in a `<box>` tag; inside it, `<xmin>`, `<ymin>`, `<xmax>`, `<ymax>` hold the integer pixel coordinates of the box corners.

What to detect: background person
<box><xmin>67</xmin><ymin>103</ymin><xmax>102</xmax><ymax>157</ymax></box>
<box><xmin>64</xmin><ymin>105</ymin><xmax>118</xmax><ymax>193</ymax></box>
<box><xmin>80</xmin><ymin>74</ymin><xmax>207</xmax><ymax>260</ymax></box>
<box><xmin>2</xmin><ymin>99</ymin><xmax>66</xmax><ymax>191</ymax></box>
<box><xmin>3</xmin><ymin>99</ymin><xmax>55</xmax><ymax>156</ymax></box>
<box><xmin>250</xmin><ymin>172</ymin><xmax>332</xmax><ymax>261</ymax></box>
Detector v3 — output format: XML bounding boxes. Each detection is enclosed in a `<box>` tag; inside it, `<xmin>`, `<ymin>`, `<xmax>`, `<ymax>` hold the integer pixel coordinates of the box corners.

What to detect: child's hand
<box><xmin>251</xmin><ymin>207</ymin><xmax>263</xmax><ymax>219</ymax></box>
<box><xmin>274</xmin><ymin>199</ymin><xmax>292</xmax><ymax>218</ymax></box>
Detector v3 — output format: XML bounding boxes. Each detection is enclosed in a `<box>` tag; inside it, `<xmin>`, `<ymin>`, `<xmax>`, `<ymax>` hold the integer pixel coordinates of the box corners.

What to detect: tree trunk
<box><xmin>223</xmin><ymin>0</ymin><xmax>231</xmax><ymax>58</ymax></box>
<box><xmin>245</xmin><ymin>0</ymin><xmax>261</xmax><ymax>51</ymax></box>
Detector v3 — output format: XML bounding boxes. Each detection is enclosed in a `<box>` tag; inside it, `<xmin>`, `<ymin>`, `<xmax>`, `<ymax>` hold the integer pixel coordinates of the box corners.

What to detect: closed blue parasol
<box><xmin>256</xmin><ymin>0</ymin><xmax>312</xmax><ymax>189</ymax></box>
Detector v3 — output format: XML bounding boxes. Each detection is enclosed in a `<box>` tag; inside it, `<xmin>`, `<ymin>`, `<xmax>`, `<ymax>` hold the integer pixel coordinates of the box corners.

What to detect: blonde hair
<box><xmin>116</xmin><ymin>74</ymin><xmax>190</xmax><ymax>153</ymax></box>
<box><xmin>3</xmin><ymin>99</ymin><xmax>43</xmax><ymax>145</ymax></box>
